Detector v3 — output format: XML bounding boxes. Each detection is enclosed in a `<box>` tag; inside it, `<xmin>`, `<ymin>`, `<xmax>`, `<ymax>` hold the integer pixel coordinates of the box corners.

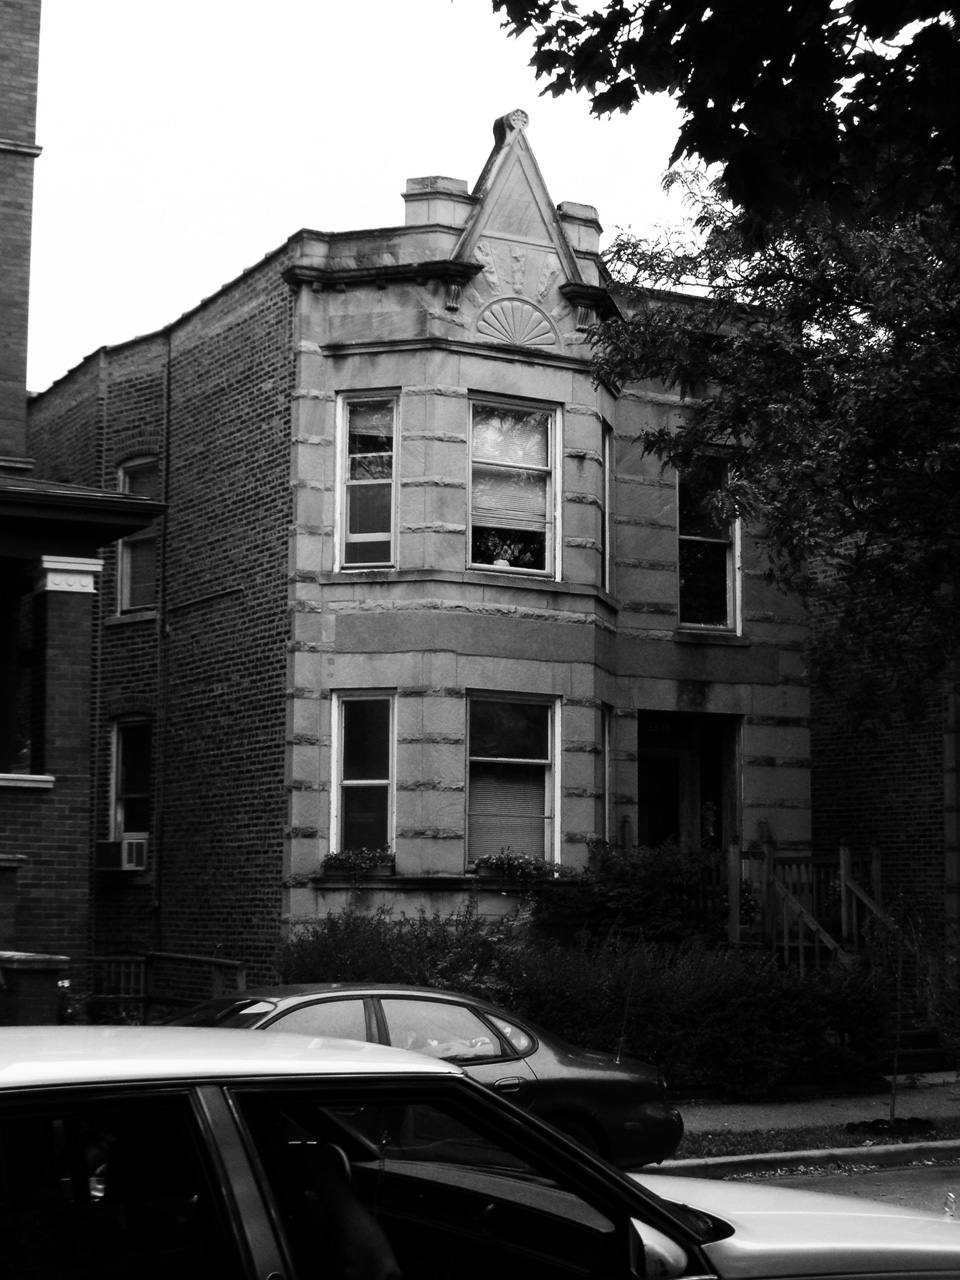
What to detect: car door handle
<box><xmin>493</xmin><ymin>1076</ymin><xmax>523</xmax><ymax>1092</ymax></box>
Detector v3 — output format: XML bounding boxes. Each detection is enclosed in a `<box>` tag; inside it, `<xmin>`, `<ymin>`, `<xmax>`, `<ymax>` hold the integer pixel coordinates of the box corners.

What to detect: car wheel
<box><xmin>547</xmin><ymin>1115</ymin><xmax>603</xmax><ymax>1157</ymax></box>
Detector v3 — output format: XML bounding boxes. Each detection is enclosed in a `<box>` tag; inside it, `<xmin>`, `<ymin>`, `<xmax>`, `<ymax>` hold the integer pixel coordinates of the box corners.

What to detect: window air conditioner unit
<box><xmin>95</xmin><ymin>837</ymin><xmax>148</xmax><ymax>872</ymax></box>
<box><xmin>121</xmin><ymin>836</ymin><xmax>148</xmax><ymax>872</ymax></box>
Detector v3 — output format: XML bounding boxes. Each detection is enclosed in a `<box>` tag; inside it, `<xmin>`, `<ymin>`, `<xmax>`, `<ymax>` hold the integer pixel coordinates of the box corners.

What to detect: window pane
<box><xmin>0</xmin><ymin>1098</ymin><xmax>241</xmax><ymax>1280</ymax></box>
<box><xmin>381</xmin><ymin>999</ymin><xmax>499</xmax><ymax>1060</ymax></box>
<box><xmin>679</xmin><ymin>541</ymin><xmax>730</xmax><ymax>626</ymax></box>
<box><xmin>125</xmin><ymin>535</ymin><xmax>157</xmax><ymax>609</ymax></box>
<box><xmin>679</xmin><ymin>469</ymin><xmax>729</xmax><ymax>540</ymax></box>
<box><xmin>471</xmin><ymin>526</ymin><xmax>545</xmax><ymax>570</ymax></box>
<box><xmin>342</xmin><ymin>700</ymin><xmax>390</xmax><ymax>779</ymax></box>
<box><xmin>344</xmin><ymin>539</ymin><xmax>392</xmax><ymax>565</ymax></box>
<box><xmin>342</xmin><ymin>785</ymin><xmax>389</xmax><ymax>849</ymax></box>
<box><xmin>348</xmin><ymin>400</ymin><xmax>394</xmax><ymax>455</ymax></box>
<box><xmin>120</xmin><ymin>723</ymin><xmax>151</xmax><ymax>795</ymax></box>
<box><xmin>123</xmin><ymin>461</ymin><xmax>160</xmax><ymax>500</ymax></box>
<box><xmin>470</xmin><ymin>701</ymin><xmax>549</xmax><ymax>760</ymax></box>
<box><xmin>347</xmin><ymin>483</ymin><xmax>391</xmax><ymax>536</ymax></box>
<box><xmin>270</xmin><ymin>998</ymin><xmax>368</xmax><ymax>1041</ymax></box>
<box><xmin>469</xmin><ymin>762</ymin><xmax>546</xmax><ymax>860</ymax></box>
<box><xmin>472</xmin><ymin>465</ymin><xmax>547</xmax><ymax>524</ymax></box>
<box><xmin>472</xmin><ymin>404</ymin><xmax>549</xmax><ymax>467</ymax></box>
<box><xmin>488</xmin><ymin>1014</ymin><xmax>534</xmax><ymax>1055</ymax></box>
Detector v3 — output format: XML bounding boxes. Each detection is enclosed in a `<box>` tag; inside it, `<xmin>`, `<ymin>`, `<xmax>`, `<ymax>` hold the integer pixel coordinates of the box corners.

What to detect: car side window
<box><xmin>267</xmin><ymin>998</ymin><xmax>369</xmax><ymax>1042</ymax></box>
<box><xmin>487</xmin><ymin>1014</ymin><xmax>535</xmax><ymax>1055</ymax></box>
<box><xmin>0</xmin><ymin>1093</ymin><xmax>243</xmax><ymax>1280</ymax></box>
<box><xmin>234</xmin><ymin>1084</ymin><xmax>619</xmax><ymax>1280</ymax></box>
<box><xmin>379</xmin><ymin>998</ymin><xmax>501</xmax><ymax>1061</ymax></box>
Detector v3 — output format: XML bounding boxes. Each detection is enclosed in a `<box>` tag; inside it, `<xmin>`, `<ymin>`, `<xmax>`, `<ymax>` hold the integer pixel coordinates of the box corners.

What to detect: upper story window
<box><xmin>677</xmin><ymin>461</ymin><xmax>739</xmax><ymax>630</ymax></box>
<box><xmin>340</xmin><ymin>396</ymin><xmax>398</xmax><ymax>567</ymax></box>
<box><xmin>469</xmin><ymin>400</ymin><xmax>555</xmax><ymax>575</ymax></box>
<box><xmin>467</xmin><ymin>697</ymin><xmax>555</xmax><ymax>864</ymax></box>
<box><xmin>118</xmin><ymin>458</ymin><xmax>160</xmax><ymax>611</ymax></box>
<box><xmin>334</xmin><ymin>694</ymin><xmax>394</xmax><ymax>853</ymax></box>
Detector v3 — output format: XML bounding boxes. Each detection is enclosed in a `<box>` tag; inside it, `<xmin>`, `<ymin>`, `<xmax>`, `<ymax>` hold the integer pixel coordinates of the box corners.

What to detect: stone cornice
<box><xmin>0</xmin><ymin>138</ymin><xmax>41</xmax><ymax>158</ymax></box>
<box><xmin>283</xmin><ymin>259</ymin><xmax>483</xmax><ymax>295</ymax></box>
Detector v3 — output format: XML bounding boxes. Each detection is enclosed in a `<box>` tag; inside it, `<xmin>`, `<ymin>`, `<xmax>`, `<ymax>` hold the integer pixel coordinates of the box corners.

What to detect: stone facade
<box><xmin>27</xmin><ymin>112</ymin><xmax>811</xmax><ymax>993</ymax></box>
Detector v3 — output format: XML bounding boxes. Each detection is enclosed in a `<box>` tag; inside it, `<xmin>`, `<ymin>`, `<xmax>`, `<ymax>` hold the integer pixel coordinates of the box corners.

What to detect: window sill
<box><xmin>319</xmin><ymin>567</ymin><xmax>615</xmax><ymax>605</ymax></box>
<box><xmin>0</xmin><ymin>773</ymin><xmax>55</xmax><ymax>789</ymax></box>
<box><xmin>674</xmin><ymin>628</ymin><xmax>749</xmax><ymax>647</ymax></box>
<box><xmin>106</xmin><ymin>609</ymin><xmax>158</xmax><ymax>626</ymax></box>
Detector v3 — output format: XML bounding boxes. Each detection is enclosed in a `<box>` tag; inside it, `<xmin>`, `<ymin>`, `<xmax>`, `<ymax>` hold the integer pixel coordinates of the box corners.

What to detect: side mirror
<box><xmin>631</xmin><ymin>1220</ymin><xmax>689</xmax><ymax>1280</ymax></box>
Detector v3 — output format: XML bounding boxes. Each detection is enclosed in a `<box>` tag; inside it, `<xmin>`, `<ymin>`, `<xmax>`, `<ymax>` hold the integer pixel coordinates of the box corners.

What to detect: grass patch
<box><xmin>676</xmin><ymin>1116</ymin><xmax>960</xmax><ymax>1160</ymax></box>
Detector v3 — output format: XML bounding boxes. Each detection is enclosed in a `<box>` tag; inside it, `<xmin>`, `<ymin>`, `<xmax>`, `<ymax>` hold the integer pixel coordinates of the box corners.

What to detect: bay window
<box><xmin>470</xmin><ymin>400</ymin><xmax>555</xmax><ymax>573</ymax></box>
<box><xmin>334</xmin><ymin>694</ymin><xmax>393</xmax><ymax>852</ymax></box>
<box><xmin>341</xmin><ymin>396</ymin><xmax>397</xmax><ymax>567</ymax></box>
<box><xmin>467</xmin><ymin>698</ymin><xmax>554</xmax><ymax>863</ymax></box>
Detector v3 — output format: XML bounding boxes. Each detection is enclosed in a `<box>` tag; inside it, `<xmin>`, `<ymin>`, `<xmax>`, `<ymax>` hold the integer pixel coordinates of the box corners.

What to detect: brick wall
<box><xmin>29</xmin><ymin>248</ymin><xmax>296</xmax><ymax>987</ymax></box>
<box><xmin>811</xmin><ymin>683</ymin><xmax>948</xmax><ymax>911</ymax></box>
<box><xmin>0</xmin><ymin>0</ymin><xmax>40</xmax><ymax>458</ymax></box>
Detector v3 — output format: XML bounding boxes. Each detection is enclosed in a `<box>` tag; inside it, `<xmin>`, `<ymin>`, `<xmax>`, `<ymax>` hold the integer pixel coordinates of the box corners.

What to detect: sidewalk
<box><xmin>659</xmin><ymin>1072</ymin><xmax>960</xmax><ymax>1178</ymax></box>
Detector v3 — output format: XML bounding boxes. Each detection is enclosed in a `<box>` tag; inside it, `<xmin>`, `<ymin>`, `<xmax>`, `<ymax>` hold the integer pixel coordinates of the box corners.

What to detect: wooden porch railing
<box><xmin>728</xmin><ymin>839</ymin><xmax>887</xmax><ymax>969</ymax></box>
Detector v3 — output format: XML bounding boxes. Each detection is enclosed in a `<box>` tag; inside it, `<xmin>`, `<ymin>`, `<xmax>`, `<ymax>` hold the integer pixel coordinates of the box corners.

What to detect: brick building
<box><xmin>27</xmin><ymin>111</ymin><xmax>811</xmax><ymax>997</ymax></box>
<box><xmin>0</xmin><ymin>0</ymin><xmax>159</xmax><ymax>1011</ymax></box>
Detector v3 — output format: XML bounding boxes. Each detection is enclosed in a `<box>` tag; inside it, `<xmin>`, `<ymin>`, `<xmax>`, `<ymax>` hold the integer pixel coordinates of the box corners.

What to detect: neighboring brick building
<box><xmin>0</xmin><ymin>0</ymin><xmax>159</xmax><ymax>1007</ymax></box>
<box><xmin>27</xmin><ymin>111</ymin><xmax>811</xmax><ymax>996</ymax></box>
<box><xmin>812</xmin><ymin>682</ymin><xmax>960</xmax><ymax>930</ymax></box>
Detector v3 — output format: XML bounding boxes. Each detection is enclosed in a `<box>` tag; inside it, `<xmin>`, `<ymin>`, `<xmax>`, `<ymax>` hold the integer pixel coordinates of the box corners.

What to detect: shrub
<box><xmin>529</xmin><ymin>841</ymin><xmax>728</xmax><ymax>947</ymax></box>
<box><xmin>277</xmin><ymin>907</ymin><xmax>886</xmax><ymax>1096</ymax></box>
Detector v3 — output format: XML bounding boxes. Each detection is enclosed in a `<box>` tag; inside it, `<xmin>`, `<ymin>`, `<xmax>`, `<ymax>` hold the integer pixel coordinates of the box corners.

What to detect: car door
<box><xmin>376</xmin><ymin>996</ymin><xmax>538</xmax><ymax>1102</ymax></box>
<box><xmin>228</xmin><ymin>1074</ymin><xmax>709</xmax><ymax>1280</ymax></box>
<box><xmin>0</xmin><ymin>1085</ymin><xmax>275</xmax><ymax>1280</ymax></box>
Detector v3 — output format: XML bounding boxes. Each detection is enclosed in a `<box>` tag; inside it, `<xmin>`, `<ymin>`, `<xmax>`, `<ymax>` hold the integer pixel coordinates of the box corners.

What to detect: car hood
<box><xmin>634</xmin><ymin>1173</ymin><xmax>960</xmax><ymax>1277</ymax></box>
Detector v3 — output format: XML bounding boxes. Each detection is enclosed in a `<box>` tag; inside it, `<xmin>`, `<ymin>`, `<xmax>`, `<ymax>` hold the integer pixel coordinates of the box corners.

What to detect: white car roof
<box><xmin>0</xmin><ymin>1024</ymin><xmax>461</xmax><ymax>1089</ymax></box>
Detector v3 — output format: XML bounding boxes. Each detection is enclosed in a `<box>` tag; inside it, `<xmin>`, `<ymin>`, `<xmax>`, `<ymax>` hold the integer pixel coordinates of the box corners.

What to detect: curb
<box><xmin>656</xmin><ymin>1139</ymin><xmax>960</xmax><ymax>1179</ymax></box>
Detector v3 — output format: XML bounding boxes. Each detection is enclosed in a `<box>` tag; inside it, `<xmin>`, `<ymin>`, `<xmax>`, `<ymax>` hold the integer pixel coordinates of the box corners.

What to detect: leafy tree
<box><xmin>595</xmin><ymin>173</ymin><xmax>960</xmax><ymax>721</ymax></box>
<box><xmin>493</xmin><ymin>0</ymin><xmax>960</xmax><ymax>225</ymax></box>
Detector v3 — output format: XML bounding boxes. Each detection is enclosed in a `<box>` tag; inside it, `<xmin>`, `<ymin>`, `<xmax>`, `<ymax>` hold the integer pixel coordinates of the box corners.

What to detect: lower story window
<box><xmin>113</xmin><ymin>720</ymin><xmax>152</xmax><ymax>839</ymax></box>
<box><xmin>467</xmin><ymin>698</ymin><xmax>553</xmax><ymax>863</ymax></box>
<box><xmin>336</xmin><ymin>695</ymin><xmax>393</xmax><ymax>852</ymax></box>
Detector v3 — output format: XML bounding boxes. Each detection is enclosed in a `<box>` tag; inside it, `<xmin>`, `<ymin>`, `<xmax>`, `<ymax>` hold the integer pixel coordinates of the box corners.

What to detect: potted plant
<box><xmin>321</xmin><ymin>847</ymin><xmax>395</xmax><ymax>879</ymax></box>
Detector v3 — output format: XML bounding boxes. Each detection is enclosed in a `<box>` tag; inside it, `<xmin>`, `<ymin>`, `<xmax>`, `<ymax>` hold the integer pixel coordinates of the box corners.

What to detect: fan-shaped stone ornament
<box><xmin>475</xmin><ymin>299</ymin><xmax>558</xmax><ymax>349</ymax></box>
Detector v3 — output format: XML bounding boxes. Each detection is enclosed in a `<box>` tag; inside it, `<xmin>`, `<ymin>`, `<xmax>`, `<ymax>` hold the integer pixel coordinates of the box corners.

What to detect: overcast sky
<box><xmin>28</xmin><ymin>0</ymin><xmax>684</xmax><ymax>393</ymax></box>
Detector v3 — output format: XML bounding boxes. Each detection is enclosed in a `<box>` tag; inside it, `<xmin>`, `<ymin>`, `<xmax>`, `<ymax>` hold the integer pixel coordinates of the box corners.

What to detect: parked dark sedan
<box><xmin>169</xmin><ymin>982</ymin><xmax>683</xmax><ymax>1166</ymax></box>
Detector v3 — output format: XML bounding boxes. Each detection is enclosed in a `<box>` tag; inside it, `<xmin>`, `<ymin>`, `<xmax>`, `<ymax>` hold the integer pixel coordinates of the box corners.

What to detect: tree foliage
<box><xmin>596</xmin><ymin>174</ymin><xmax>960</xmax><ymax>720</ymax></box>
<box><xmin>493</xmin><ymin>0</ymin><xmax>960</xmax><ymax>225</ymax></box>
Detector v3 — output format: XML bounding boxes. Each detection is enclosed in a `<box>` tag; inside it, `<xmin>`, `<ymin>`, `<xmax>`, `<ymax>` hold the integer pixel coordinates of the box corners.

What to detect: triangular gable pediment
<box><xmin>452</xmin><ymin>111</ymin><xmax>593</xmax><ymax>354</ymax></box>
<box><xmin>456</xmin><ymin>110</ymin><xmax>583</xmax><ymax>284</ymax></box>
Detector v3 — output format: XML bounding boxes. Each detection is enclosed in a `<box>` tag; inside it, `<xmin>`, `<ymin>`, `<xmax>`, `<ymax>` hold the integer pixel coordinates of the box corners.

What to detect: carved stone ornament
<box><xmin>475</xmin><ymin>299</ymin><xmax>558</xmax><ymax>349</ymax></box>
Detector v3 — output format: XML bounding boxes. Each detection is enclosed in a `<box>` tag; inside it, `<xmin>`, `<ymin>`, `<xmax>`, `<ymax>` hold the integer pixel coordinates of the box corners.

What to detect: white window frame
<box><xmin>468</xmin><ymin>398</ymin><xmax>559</xmax><ymax>578</ymax></box>
<box><xmin>330</xmin><ymin>692</ymin><xmax>395</xmax><ymax>854</ymax></box>
<box><xmin>676</xmin><ymin>463</ymin><xmax>741</xmax><ymax>632</ymax></box>
<box><xmin>466</xmin><ymin>695</ymin><xmax>559</xmax><ymax>866</ymax></box>
<box><xmin>336</xmin><ymin>393</ymin><xmax>399</xmax><ymax>570</ymax></box>
<box><xmin>600</xmin><ymin>422</ymin><xmax>613</xmax><ymax>593</ymax></box>
<box><xmin>117</xmin><ymin>457</ymin><xmax>159</xmax><ymax>612</ymax></box>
